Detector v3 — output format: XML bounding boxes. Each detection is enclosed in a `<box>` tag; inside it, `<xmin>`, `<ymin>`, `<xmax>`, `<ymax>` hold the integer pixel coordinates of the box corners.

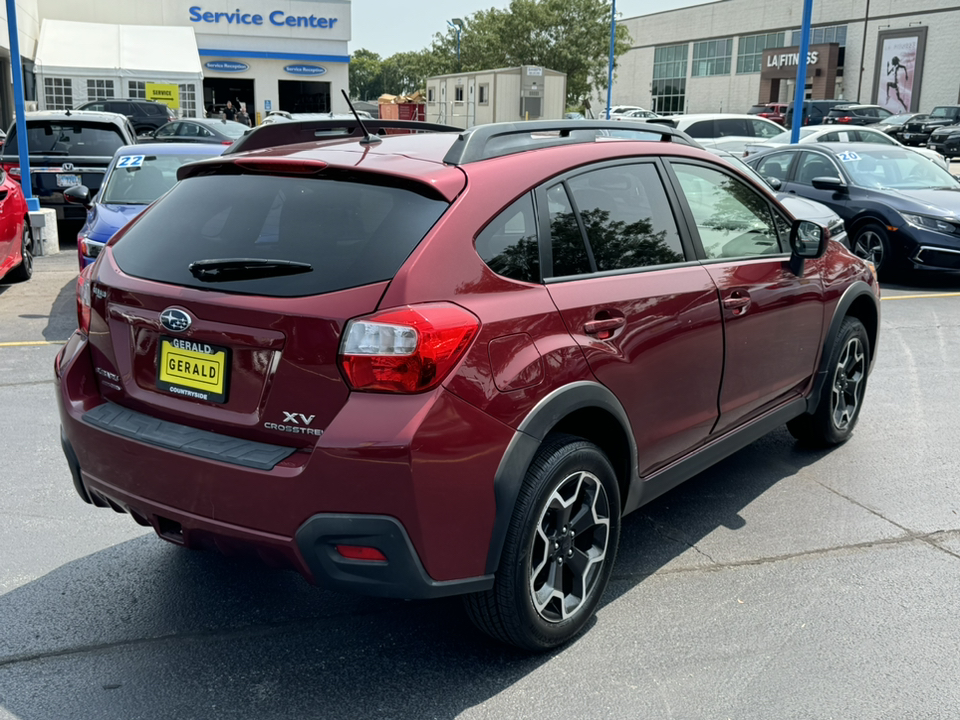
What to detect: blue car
<box><xmin>69</xmin><ymin>143</ymin><xmax>226</xmax><ymax>268</ymax></box>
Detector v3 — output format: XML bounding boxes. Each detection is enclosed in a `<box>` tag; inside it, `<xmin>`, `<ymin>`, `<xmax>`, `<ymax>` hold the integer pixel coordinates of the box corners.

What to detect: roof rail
<box><xmin>441</xmin><ymin>120</ymin><xmax>695</xmax><ymax>165</ymax></box>
<box><xmin>224</xmin><ymin>118</ymin><xmax>463</xmax><ymax>155</ymax></box>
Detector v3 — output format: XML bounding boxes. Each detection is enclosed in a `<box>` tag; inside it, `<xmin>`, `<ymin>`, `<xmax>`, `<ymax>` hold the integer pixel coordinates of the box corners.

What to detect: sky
<box><xmin>349</xmin><ymin>0</ymin><xmax>715</xmax><ymax>57</ymax></box>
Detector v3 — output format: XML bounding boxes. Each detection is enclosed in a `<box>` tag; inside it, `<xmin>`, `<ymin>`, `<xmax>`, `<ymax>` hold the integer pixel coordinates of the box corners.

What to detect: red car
<box><xmin>56</xmin><ymin>118</ymin><xmax>880</xmax><ymax>650</ymax></box>
<box><xmin>748</xmin><ymin>102</ymin><xmax>788</xmax><ymax>126</ymax></box>
<box><xmin>0</xmin><ymin>165</ymin><xmax>32</xmax><ymax>283</ymax></box>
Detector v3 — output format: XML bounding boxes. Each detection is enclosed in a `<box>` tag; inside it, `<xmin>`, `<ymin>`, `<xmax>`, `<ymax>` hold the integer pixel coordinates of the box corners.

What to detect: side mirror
<box><xmin>765</xmin><ymin>176</ymin><xmax>782</xmax><ymax>190</ymax></box>
<box><xmin>811</xmin><ymin>176</ymin><xmax>846</xmax><ymax>192</ymax></box>
<box><xmin>63</xmin><ymin>185</ymin><xmax>92</xmax><ymax>208</ymax></box>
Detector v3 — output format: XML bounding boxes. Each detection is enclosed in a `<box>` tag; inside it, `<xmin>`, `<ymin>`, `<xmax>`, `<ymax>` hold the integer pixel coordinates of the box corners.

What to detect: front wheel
<box><xmin>788</xmin><ymin>317</ymin><xmax>870</xmax><ymax>447</ymax></box>
<box><xmin>852</xmin><ymin>222</ymin><xmax>896</xmax><ymax>279</ymax></box>
<box><xmin>464</xmin><ymin>434</ymin><xmax>621</xmax><ymax>651</ymax></box>
<box><xmin>6</xmin><ymin>223</ymin><xmax>33</xmax><ymax>283</ymax></box>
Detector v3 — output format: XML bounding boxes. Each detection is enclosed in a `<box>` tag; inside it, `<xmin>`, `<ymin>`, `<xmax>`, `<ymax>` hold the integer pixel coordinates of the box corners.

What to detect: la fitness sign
<box><xmin>767</xmin><ymin>50</ymin><xmax>821</xmax><ymax>69</ymax></box>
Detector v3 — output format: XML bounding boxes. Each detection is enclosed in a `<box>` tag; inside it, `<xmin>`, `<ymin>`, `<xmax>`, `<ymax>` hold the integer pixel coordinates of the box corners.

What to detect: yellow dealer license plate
<box><xmin>157</xmin><ymin>336</ymin><xmax>229</xmax><ymax>403</ymax></box>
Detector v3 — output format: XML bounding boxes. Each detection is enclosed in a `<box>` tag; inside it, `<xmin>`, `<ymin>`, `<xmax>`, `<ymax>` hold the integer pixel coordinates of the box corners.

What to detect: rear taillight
<box><xmin>339</xmin><ymin>303</ymin><xmax>480</xmax><ymax>393</ymax></box>
<box><xmin>837</xmin><ymin>117</ymin><xmax>853</xmax><ymax>123</ymax></box>
<box><xmin>76</xmin><ymin>265</ymin><xmax>93</xmax><ymax>334</ymax></box>
<box><xmin>221</xmin><ymin>140</ymin><xmax>233</xmax><ymax>145</ymax></box>
<box><xmin>1</xmin><ymin>162</ymin><xmax>21</xmax><ymax>181</ymax></box>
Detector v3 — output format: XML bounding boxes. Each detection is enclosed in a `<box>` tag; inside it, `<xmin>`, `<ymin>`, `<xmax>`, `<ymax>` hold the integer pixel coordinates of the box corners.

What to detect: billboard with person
<box><xmin>873</xmin><ymin>27</ymin><xmax>927</xmax><ymax>114</ymax></box>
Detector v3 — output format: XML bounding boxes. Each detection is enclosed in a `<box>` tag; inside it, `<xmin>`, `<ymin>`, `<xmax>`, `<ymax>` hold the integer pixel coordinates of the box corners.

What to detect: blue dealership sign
<box><xmin>205</xmin><ymin>60</ymin><xmax>249</xmax><ymax>73</ymax></box>
<box><xmin>284</xmin><ymin>64</ymin><xmax>327</xmax><ymax>76</ymax></box>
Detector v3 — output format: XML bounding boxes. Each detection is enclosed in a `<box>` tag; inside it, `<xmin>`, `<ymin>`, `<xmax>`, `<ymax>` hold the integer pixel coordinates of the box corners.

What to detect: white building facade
<box><xmin>1</xmin><ymin>0</ymin><xmax>351</xmax><ymax>126</ymax></box>
<box><xmin>608</xmin><ymin>0</ymin><xmax>960</xmax><ymax>115</ymax></box>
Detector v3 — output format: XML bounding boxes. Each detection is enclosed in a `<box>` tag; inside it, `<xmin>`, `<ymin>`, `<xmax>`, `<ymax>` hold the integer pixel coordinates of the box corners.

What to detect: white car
<box><xmin>610</xmin><ymin>108</ymin><xmax>661</xmax><ymax>122</ymax></box>
<box><xmin>744</xmin><ymin>125</ymin><xmax>949</xmax><ymax>170</ymax></box>
<box><xmin>669</xmin><ymin>113</ymin><xmax>784</xmax><ymax>154</ymax></box>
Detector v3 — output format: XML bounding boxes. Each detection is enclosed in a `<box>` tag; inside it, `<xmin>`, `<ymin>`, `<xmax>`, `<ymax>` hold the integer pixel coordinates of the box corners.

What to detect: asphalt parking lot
<box><xmin>2</xmin><ymin>242</ymin><xmax>960</xmax><ymax>719</ymax></box>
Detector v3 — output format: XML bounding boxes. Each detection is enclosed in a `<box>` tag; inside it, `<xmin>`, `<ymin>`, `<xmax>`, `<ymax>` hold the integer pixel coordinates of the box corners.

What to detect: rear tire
<box><xmin>788</xmin><ymin>317</ymin><xmax>870</xmax><ymax>447</ymax></box>
<box><xmin>464</xmin><ymin>434</ymin><xmax>621</xmax><ymax>651</ymax></box>
<box><xmin>6</xmin><ymin>223</ymin><xmax>33</xmax><ymax>283</ymax></box>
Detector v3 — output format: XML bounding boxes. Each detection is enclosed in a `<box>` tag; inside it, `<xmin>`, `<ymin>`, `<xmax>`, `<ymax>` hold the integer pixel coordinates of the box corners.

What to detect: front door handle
<box><xmin>584</xmin><ymin>317</ymin><xmax>626</xmax><ymax>335</ymax></box>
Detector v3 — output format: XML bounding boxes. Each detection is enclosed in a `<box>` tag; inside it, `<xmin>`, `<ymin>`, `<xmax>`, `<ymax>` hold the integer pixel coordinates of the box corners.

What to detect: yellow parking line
<box><xmin>882</xmin><ymin>292</ymin><xmax>960</xmax><ymax>301</ymax></box>
<box><xmin>0</xmin><ymin>340</ymin><xmax>67</xmax><ymax>347</ymax></box>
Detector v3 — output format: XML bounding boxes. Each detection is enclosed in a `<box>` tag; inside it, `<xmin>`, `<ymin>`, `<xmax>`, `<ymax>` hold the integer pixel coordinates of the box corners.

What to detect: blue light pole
<box><xmin>790</xmin><ymin>0</ymin><xmax>814</xmax><ymax>143</ymax></box>
<box><xmin>606</xmin><ymin>0</ymin><xmax>617</xmax><ymax>119</ymax></box>
<box><xmin>6</xmin><ymin>0</ymin><xmax>39</xmax><ymax>212</ymax></box>
<box><xmin>448</xmin><ymin>18</ymin><xmax>463</xmax><ymax>73</ymax></box>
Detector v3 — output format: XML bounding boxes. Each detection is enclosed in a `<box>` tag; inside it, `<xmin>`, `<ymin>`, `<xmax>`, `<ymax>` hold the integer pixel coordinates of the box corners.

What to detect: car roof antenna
<box><xmin>341</xmin><ymin>89</ymin><xmax>381</xmax><ymax>146</ymax></box>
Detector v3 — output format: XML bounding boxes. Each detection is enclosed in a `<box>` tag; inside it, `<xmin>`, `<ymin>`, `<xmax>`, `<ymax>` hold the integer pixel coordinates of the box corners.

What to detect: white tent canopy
<box><xmin>35</xmin><ymin>20</ymin><xmax>203</xmax><ymax>81</ymax></box>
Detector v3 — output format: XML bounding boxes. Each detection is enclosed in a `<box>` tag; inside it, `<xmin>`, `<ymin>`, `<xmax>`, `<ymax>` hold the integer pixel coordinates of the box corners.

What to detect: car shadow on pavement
<box><xmin>42</xmin><ymin>275</ymin><xmax>79</xmax><ymax>342</ymax></box>
<box><xmin>0</xmin><ymin>429</ymin><xmax>833</xmax><ymax>720</ymax></box>
<box><xmin>882</xmin><ymin>268</ymin><xmax>960</xmax><ymax>291</ymax></box>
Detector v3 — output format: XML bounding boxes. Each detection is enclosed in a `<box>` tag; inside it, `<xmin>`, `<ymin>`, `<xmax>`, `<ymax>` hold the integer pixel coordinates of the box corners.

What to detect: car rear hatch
<box><xmin>1</xmin><ymin>119</ymin><xmax>127</xmax><ymax>203</ymax></box>
<box><xmin>83</xmin><ymin>154</ymin><xmax>461</xmax><ymax>448</ymax></box>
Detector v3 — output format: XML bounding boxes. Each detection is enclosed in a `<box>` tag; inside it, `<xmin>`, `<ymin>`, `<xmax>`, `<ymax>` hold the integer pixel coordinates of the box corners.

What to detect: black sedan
<box><xmin>868</xmin><ymin>112</ymin><xmax>925</xmax><ymax>142</ymax></box>
<box><xmin>746</xmin><ymin>143</ymin><xmax>960</xmax><ymax>278</ymax></box>
<box><xmin>146</xmin><ymin>118</ymin><xmax>250</xmax><ymax>145</ymax></box>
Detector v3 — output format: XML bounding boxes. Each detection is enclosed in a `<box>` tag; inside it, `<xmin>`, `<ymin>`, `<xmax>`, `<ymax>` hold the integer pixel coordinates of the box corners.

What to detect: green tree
<box><xmin>425</xmin><ymin>0</ymin><xmax>632</xmax><ymax>106</ymax></box>
<box><xmin>380</xmin><ymin>50</ymin><xmax>442</xmax><ymax>95</ymax></box>
<box><xmin>349</xmin><ymin>48</ymin><xmax>384</xmax><ymax>101</ymax></box>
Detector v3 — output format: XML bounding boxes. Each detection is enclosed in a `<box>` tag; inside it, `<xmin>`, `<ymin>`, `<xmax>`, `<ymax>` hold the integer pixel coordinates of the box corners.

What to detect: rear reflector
<box><xmin>339</xmin><ymin>303</ymin><xmax>480</xmax><ymax>393</ymax></box>
<box><xmin>335</xmin><ymin>545</ymin><xmax>387</xmax><ymax>562</ymax></box>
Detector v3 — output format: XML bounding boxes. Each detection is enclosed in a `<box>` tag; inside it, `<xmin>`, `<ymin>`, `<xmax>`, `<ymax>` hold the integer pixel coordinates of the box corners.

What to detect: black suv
<box><xmin>901</xmin><ymin>106</ymin><xmax>960</xmax><ymax>146</ymax></box>
<box><xmin>0</xmin><ymin>110</ymin><xmax>138</xmax><ymax>221</ymax></box>
<box><xmin>75</xmin><ymin>99</ymin><xmax>176</xmax><ymax>135</ymax></box>
<box><xmin>823</xmin><ymin>104</ymin><xmax>894</xmax><ymax>126</ymax></box>
<box><xmin>785</xmin><ymin>100</ymin><xmax>850</xmax><ymax>129</ymax></box>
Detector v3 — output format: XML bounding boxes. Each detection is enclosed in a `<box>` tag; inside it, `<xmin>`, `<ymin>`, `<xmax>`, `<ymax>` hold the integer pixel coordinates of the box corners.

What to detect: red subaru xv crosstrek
<box><xmin>56</xmin><ymin>118</ymin><xmax>880</xmax><ymax>650</ymax></box>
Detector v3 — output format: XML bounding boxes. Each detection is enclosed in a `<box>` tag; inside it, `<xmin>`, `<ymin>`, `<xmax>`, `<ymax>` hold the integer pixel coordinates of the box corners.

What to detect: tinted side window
<box><xmin>155</xmin><ymin>123</ymin><xmax>178</xmax><ymax>137</ymax></box>
<box><xmin>672</xmin><ymin>163</ymin><xmax>783</xmax><ymax>259</ymax></box>
<box><xmin>566</xmin><ymin>164</ymin><xmax>684</xmax><ymax>271</ymax></box>
<box><xmin>716</xmin><ymin>118</ymin><xmax>749</xmax><ymax>137</ymax></box>
<box><xmin>795</xmin><ymin>152</ymin><xmax>841</xmax><ymax>185</ymax></box>
<box><xmin>475</xmin><ymin>194</ymin><xmax>540</xmax><ymax>283</ymax></box>
<box><xmin>546</xmin><ymin>183</ymin><xmax>592</xmax><ymax>277</ymax></box>
<box><xmin>112</xmin><ymin>174</ymin><xmax>449</xmax><ymax>298</ymax></box>
<box><xmin>754</xmin><ymin>152</ymin><xmax>793</xmax><ymax>182</ymax></box>
<box><xmin>112</xmin><ymin>102</ymin><xmax>136</xmax><ymax>116</ymax></box>
<box><xmin>856</xmin><ymin>129</ymin><xmax>894</xmax><ymax>145</ymax></box>
<box><xmin>684</xmin><ymin>120</ymin><xmax>716</xmax><ymax>138</ymax></box>
<box><xmin>141</xmin><ymin>103</ymin><xmax>165</xmax><ymax>117</ymax></box>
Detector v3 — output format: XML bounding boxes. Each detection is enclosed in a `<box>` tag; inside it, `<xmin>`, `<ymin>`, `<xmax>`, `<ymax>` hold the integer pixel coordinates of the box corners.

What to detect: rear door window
<box><xmin>566</xmin><ymin>164</ymin><xmax>685</xmax><ymax>270</ymax></box>
<box><xmin>750</xmin><ymin>119</ymin><xmax>781</xmax><ymax>138</ymax></box>
<box><xmin>111</xmin><ymin>173</ymin><xmax>449</xmax><ymax>297</ymax></box>
<box><xmin>754</xmin><ymin>152</ymin><xmax>795</xmax><ymax>182</ymax></box>
<box><xmin>545</xmin><ymin>183</ymin><xmax>592</xmax><ymax>278</ymax></box>
<box><xmin>716</xmin><ymin>118</ymin><xmax>750</xmax><ymax>137</ymax></box>
<box><xmin>684</xmin><ymin>120</ymin><xmax>717</xmax><ymax>139</ymax></box>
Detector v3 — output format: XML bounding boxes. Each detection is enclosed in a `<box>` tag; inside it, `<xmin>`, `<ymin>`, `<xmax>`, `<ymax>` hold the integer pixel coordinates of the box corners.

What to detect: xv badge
<box><xmin>282</xmin><ymin>412</ymin><xmax>316</xmax><ymax>425</ymax></box>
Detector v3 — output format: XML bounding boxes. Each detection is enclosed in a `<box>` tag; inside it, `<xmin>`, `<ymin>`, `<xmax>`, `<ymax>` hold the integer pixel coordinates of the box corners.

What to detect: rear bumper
<box><xmin>55</xmin><ymin>332</ymin><xmax>508</xmax><ymax>599</ymax></box>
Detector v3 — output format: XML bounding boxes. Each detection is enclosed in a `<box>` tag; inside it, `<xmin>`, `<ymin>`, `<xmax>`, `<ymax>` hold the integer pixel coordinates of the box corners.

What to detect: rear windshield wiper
<box><xmin>188</xmin><ymin>258</ymin><xmax>313</xmax><ymax>282</ymax></box>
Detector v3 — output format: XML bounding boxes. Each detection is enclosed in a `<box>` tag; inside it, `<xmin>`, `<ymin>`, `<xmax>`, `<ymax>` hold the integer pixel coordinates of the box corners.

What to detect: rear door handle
<box><xmin>722</xmin><ymin>291</ymin><xmax>752</xmax><ymax>314</ymax></box>
<box><xmin>584</xmin><ymin>317</ymin><xmax>626</xmax><ymax>335</ymax></box>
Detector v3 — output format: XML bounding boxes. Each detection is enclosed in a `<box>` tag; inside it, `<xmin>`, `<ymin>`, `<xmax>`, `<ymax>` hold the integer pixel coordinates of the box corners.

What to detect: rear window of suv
<box><xmin>6</xmin><ymin>121</ymin><xmax>126</xmax><ymax>157</ymax></box>
<box><xmin>111</xmin><ymin>172</ymin><xmax>449</xmax><ymax>298</ymax></box>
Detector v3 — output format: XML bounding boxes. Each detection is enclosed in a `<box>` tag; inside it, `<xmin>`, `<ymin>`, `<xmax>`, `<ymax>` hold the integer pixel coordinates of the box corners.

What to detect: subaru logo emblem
<box><xmin>62</xmin><ymin>162</ymin><xmax>75</xmax><ymax>172</ymax></box>
<box><xmin>160</xmin><ymin>308</ymin><xmax>192</xmax><ymax>333</ymax></box>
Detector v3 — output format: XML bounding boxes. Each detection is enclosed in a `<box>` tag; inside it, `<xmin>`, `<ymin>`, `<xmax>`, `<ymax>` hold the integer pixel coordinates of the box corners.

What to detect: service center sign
<box><xmin>186</xmin><ymin>1</ymin><xmax>351</xmax><ymax>40</ymax></box>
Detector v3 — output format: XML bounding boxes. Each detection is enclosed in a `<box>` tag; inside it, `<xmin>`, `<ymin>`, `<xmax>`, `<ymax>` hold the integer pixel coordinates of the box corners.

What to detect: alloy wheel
<box><xmin>853</xmin><ymin>230</ymin><xmax>884</xmax><ymax>268</ymax></box>
<box><xmin>529</xmin><ymin>470</ymin><xmax>610</xmax><ymax>623</ymax></box>
<box><xmin>831</xmin><ymin>336</ymin><xmax>866</xmax><ymax>431</ymax></box>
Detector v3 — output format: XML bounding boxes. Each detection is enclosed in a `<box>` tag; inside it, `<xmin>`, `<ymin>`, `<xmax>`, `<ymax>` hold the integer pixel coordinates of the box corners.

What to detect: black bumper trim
<box><xmin>82</xmin><ymin>402</ymin><xmax>296</xmax><ymax>470</ymax></box>
<box><xmin>295</xmin><ymin>514</ymin><xmax>494</xmax><ymax>600</ymax></box>
<box><xmin>60</xmin><ymin>426</ymin><xmax>91</xmax><ymax>504</ymax></box>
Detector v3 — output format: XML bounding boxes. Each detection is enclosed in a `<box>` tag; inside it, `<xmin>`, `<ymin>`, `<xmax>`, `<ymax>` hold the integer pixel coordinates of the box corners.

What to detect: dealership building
<box><xmin>607</xmin><ymin>0</ymin><xmax>960</xmax><ymax>116</ymax></box>
<box><xmin>0</xmin><ymin>0</ymin><xmax>351</xmax><ymax>125</ymax></box>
